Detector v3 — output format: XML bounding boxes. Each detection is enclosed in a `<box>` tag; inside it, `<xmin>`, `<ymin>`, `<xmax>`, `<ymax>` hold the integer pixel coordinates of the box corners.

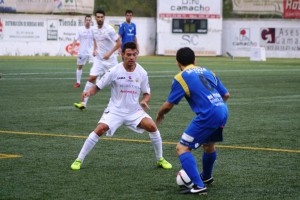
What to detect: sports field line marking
<box><xmin>0</xmin><ymin>130</ymin><xmax>299</xmax><ymax>153</ymax></box>
<box><xmin>0</xmin><ymin>154</ymin><xmax>22</xmax><ymax>159</ymax></box>
<box><xmin>2</xmin><ymin>68</ymin><xmax>300</xmax><ymax>76</ymax></box>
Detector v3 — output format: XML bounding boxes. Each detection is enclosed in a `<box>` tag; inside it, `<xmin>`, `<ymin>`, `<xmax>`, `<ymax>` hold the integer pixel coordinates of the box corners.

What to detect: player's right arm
<box><xmin>156</xmin><ymin>77</ymin><xmax>185</xmax><ymax>124</ymax></box>
<box><xmin>156</xmin><ymin>102</ymin><xmax>174</xmax><ymax>124</ymax></box>
<box><xmin>71</xmin><ymin>39</ymin><xmax>76</xmax><ymax>55</ymax></box>
<box><xmin>71</xmin><ymin>29</ymin><xmax>80</xmax><ymax>55</ymax></box>
<box><xmin>93</xmin><ymin>38</ymin><xmax>97</xmax><ymax>57</ymax></box>
<box><xmin>82</xmin><ymin>85</ymin><xmax>99</xmax><ymax>100</ymax></box>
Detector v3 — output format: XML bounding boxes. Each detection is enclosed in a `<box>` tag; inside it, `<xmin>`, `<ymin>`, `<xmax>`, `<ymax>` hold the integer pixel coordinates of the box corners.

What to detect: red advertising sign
<box><xmin>283</xmin><ymin>0</ymin><xmax>300</xmax><ymax>18</ymax></box>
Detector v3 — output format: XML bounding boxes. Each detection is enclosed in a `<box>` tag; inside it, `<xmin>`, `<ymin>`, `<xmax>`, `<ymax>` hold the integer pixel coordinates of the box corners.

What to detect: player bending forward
<box><xmin>156</xmin><ymin>47</ymin><xmax>230</xmax><ymax>195</ymax></box>
<box><xmin>71</xmin><ymin>42</ymin><xmax>172</xmax><ymax>170</ymax></box>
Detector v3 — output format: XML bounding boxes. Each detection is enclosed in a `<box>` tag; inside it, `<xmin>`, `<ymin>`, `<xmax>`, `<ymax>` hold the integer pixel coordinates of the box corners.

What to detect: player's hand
<box><xmin>81</xmin><ymin>91</ymin><xmax>91</xmax><ymax>101</ymax></box>
<box><xmin>103</xmin><ymin>52</ymin><xmax>110</xmax><ymax>60</ymax></box>
<box><xmin>93</xmin><ymin>50</ymin><xmax>97</xmax><ymax>57</ymax></box>
<box><xmin>140</xmin><ymin>100</ymin><xmax>150</xmax><ymax>111</ymax></box>
<box><xmin>156</xmin><ymin>114</ymin><xmax>164</xmax><ymax>124</ymax></box>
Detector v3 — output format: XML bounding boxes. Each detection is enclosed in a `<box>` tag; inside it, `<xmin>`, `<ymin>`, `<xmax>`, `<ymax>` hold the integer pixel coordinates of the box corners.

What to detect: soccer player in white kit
<box><xmin>71</xmin><ymin>15</ymin><xmax>94</xmax><ymax>88</ymax></box>
<box><xmin>70</xmin><ymin>42</ymin><xmax>172</xmax><ymax>170</ymax></box>
<box><xmin>74</xmin><ymin>9</ymin><xmax>121</xmax><ymax>110</ymax></box>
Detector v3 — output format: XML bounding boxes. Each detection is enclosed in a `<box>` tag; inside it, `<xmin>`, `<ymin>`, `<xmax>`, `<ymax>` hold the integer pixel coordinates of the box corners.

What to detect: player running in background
<box><xmin>156</xmin><ymin>47</ymin><xmax>230</xmax><ymax>195</ymax></box>
<box><xmin>71</xmin><ymin>15</ymin><xmax>94</xmax><ymax>88</ymax></box>
<box><xmin>118</xmin><ymin>10</ymin><xmax>139</xmax><ymax>56</ymax></box>
<box><xmin>74</xmin><ymin>9</ymin><xmax>121</xmax><ymax>110</ymax></box>
<box><xmin>70</xmin><ymin>42</ymin><xmax>172</xmax><ymax>170</ymax></box>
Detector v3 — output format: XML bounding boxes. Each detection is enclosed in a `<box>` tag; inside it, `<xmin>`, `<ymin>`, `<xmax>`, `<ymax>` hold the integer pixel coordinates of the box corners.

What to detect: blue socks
<box><xmin>179</xmin><ymin>152</ymin><xmax>204</xmax><ymax>188</ymax></box>
<box><xmin>202</xmin><ymin>151</ymin><xmax>217</xmax><ymax>179</ymax></box>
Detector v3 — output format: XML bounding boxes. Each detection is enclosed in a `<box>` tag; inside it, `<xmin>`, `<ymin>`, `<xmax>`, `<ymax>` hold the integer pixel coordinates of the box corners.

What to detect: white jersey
<box><xmin>92</xmin><ymin>23</ymin><xmax>119</xmax><ymax>60</ymax></box>
<box><xmin>74</xmin><ymin>26</ymin><xmax>93</xmax><ymax>56</ymax></box>
<box><xmin>96</xmin><ymin>62</ymin><xmax>150</xmax><ymax>114</ymax></box>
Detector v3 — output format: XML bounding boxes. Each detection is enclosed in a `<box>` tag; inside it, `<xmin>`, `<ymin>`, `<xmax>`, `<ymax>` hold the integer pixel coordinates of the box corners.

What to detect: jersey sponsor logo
<box><xmin>120</xmin><ymin>90</ymin><xmax>137</xmax><ymax>94</ymax></box>
<box><xmin>117</xmin><ymin>76</ymin><xmax>126</xmax><ymax>80</ymax></box>
<box><xmin>207</xmin><ymin>92</ymin><xmax>224</xmax><ymax>105</ymax></box>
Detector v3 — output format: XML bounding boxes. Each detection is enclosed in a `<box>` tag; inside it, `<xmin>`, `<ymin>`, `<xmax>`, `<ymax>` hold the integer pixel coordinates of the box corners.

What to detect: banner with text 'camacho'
<box><xmin>0</xmin><ymin>0</ymin><xmax>94</xmax><ymax>14</ymax></box>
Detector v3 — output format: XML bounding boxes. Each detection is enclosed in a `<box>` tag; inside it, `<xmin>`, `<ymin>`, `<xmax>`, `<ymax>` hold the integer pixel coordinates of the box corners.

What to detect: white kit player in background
<box><xmin>74</xmin><ymin>8</ymin><xmax>121</xmax><ymax>110</ymax></box>
<box><xmin>71</xmin><ymin>15</ymin><xmax>94</xmax><ymax>88</ymax></box>
<box><xmin>70</xmin><ymin>42</ymin><xmax>172</xmax><ymax>170</ymax></box>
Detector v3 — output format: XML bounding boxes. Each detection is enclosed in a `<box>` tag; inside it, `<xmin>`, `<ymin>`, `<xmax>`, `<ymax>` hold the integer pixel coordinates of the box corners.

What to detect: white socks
<box><xmin>77</xmin><ymin>130</ymin><xmax>162</xmax><ymax>163</ymax></box>
<box><xmin>149</xmin><ymin>131</ymin><xmax>163</xmax><ymax>161</ymax></box>
<box><xmin>76</xmin><ymin>69</ymin><xmax>82</xmax><ymax>84</ymax></box>
<box><xmin>77</xmin><ymin>131</ymin><xmax>99</xmax><ymax>162</ymax></box>
<box><xmin>82</xmin><ymin>81</ymin><xmax>95</xmax><ymax>106</ymax></box>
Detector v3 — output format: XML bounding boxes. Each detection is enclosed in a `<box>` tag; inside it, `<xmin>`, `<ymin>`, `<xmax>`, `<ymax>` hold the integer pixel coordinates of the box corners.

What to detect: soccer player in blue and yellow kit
<box><xmin>156</xmin><ymin>47</ymin><xmax>230</xmax><ymax>195</ymax></box>
<box><xmin>118</xmin><ymin>10</ymin><xmax>139</xmax><ymax>55</ymax></box>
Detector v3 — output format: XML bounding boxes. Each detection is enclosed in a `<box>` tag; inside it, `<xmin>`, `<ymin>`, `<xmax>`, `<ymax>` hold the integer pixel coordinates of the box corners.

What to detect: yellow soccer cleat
<box><xmin>74</xmin><ymin>102</ymin><xmax>85</xmax><ymax>111</ymax></box>
<box><xmin>70</xmin><ymin>159</ymin><xmax>82</xmax><ymax>170</ymax></box>
<box><xmin>157</xmin><ymin>157</ymin><xmax>172</xmax><ymax>169</ymax></box>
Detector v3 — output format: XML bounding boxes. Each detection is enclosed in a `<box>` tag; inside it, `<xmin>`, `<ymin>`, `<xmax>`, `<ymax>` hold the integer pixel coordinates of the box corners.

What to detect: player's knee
<box><xmin>176</xmin><ymin>143</ymin><xmax>190</xmax><ymax>156</ymax></box>
<box><xmin>94</xmin><ymin>124</ymin><xmax>109</xmax><ymax>136</ymax></box>
<box><xmin>88</xmin><ymin>76</ymin><xmax>96</xmax><ymax>83</ymax></box>
<box><xmin>147</xmin><ymin>124</ymin><xmax>157</xmax><ymax>132</ymax></box>
<box><xmin>140</xmin><ymin>118</ymin><xmax>157</xmax><ymax>132</ymax></box>
<box><xmin>202</xmin><ymin>143</ymin><xmax>215</xmax><ymax>153</ymax></box>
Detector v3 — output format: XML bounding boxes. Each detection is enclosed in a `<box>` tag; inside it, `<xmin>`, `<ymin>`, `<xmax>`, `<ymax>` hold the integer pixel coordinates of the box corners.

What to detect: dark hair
<box><xmin>85</xmin><ymin>15</ymin><xmax>91</xmax><ymax>20</ymax></box>
<box><xmin>125</xmin><ymin>10</ymin><xmax>133</xmax><ymax>15</ymax></box>
<box><xmin>122</xmin><ymin>42</ymin><xmax>137</xmax><ymax>53</ymax></box>
<box><xmin>95</xmin><ymin>8</ymin><xmax>105</xmax><ymax>16</ymax></box>
<box><xmin>176</xmin><ymin>47</ymin><xmax>195</xmax><ymax>66</ymax></box>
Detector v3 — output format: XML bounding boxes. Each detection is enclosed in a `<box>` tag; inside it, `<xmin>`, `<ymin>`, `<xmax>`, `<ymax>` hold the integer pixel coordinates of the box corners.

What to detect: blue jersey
<box><xmin>118</xmin><ymin>22</ymin><xmax>136</xmax><ymax>47</ymax></box>
<box><xmin>167</xmin><ymin>65</ymin><xmax>228</xmax><ymax>127</ymax></box>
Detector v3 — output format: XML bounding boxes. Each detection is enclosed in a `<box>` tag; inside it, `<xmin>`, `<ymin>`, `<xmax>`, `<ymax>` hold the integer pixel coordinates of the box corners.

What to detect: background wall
<box><xmin>0</xmin><ymin>14</ymin><xmax>156</xmax><ymax>56</ymax></box>
<box><xmin>0</xmin><ymin>14</ymin><xmax>299</xmax><ymax>58</ymax></box>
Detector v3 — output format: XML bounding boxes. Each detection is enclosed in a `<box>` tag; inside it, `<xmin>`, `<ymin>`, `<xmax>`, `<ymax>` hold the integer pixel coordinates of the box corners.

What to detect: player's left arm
<box><xmin>214</xmin><ymin>75</ymin><xmax>230</xmax><ymax>102</ymax></box>
<box><xmin>140</xmin><ymin>72</ymin><xmax>151</xmax><ymax>111</ymax></box>
<box><xmin>140</xmin><ymin>93</ymin><xmax>151</xmax><ymax>111</ymax></box>
<box><xmin>133</xmin><ymin>24</ymin><xmax>139</xmax><ymax>53</ymax></box>
<box><xmin>134</xmin><ymin>36</ymin><xmax>139</xmax><ymax>54</ymax></box>
<box><xmin>103</xmin><ymin>30</ymin><xmax>121</xmax><ymax>59</ymax></box>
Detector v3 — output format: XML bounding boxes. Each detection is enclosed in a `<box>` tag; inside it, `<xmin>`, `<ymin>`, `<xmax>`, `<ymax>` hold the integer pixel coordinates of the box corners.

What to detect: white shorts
<box><xmin>89</xmin><ymin>56</ymin><xmax>118</xmax><ymax>77</ymax></box>
<box><xmin>98</xmin><ymin>108</ymin><xmax>152</xmax><ymax>137</ymax></box>
<box><xmin>77</xmin><ymin>54</ymin><xmax>94</xmax><ymax>66</ymax></box>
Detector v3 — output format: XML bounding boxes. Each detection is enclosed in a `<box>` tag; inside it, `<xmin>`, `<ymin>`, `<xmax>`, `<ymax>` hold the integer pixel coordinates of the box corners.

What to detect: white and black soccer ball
<box><xmin>176</xmin><ymin>169</ymin><xmax>194</xmax><ymax>188</ymax></box>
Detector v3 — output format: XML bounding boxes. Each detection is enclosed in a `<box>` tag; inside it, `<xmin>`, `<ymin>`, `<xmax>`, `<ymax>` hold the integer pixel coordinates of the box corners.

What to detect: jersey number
<box><xmin>199</xmin><ymin>75</ymin><xmax>214</xmax><ymax>91</ymax></box>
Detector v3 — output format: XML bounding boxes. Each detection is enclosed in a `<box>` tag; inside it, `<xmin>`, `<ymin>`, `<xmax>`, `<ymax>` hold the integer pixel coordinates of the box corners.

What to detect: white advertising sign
<box><xmin>158</xmin><ymin>0</ymin><xmax>221</xmax><ymax>19</ymax></box>
<box><xmin>232</xmin><ymin>0</ymin><xmax>283</xmax><ymax>14</ymax></box>
<box><xmin>260</xmin><ymin>27</ymin><xmax>300</xmax><ymax>51</ymax></box>
<box><xmin>53</xmin><ymin>0</ymin><xmax>94</xmax><ymax>14</ymax></box>
<box><xmin>3</xmin><ymin>19</ymin><xmax>46</xmax><ymax>41</ymax></box>
<box><xmin>222</xmin><ymin>19</ymin><xmax>300</xmax><ymax>58</ymax></box>
<box><xmin>157</xmin><ymin>0</ymin><xmax>222</xmax><ymax>56</ymax></box>
<box><xmin>0</xmin><ymin>14</ymin><xmax>156</xmax><ymax>56</ymax></box>
<box><xmin>0</xmin><ymin>0</ymin><xmax>94</xmax><ymax>14</ymax></box>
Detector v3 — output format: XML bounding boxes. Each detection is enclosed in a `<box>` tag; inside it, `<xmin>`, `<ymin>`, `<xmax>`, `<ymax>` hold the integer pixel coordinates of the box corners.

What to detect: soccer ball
<box><xmin>176</xmin><ymin>169</ymin><xmax>194</xmax><ymax>188</ymax></box>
